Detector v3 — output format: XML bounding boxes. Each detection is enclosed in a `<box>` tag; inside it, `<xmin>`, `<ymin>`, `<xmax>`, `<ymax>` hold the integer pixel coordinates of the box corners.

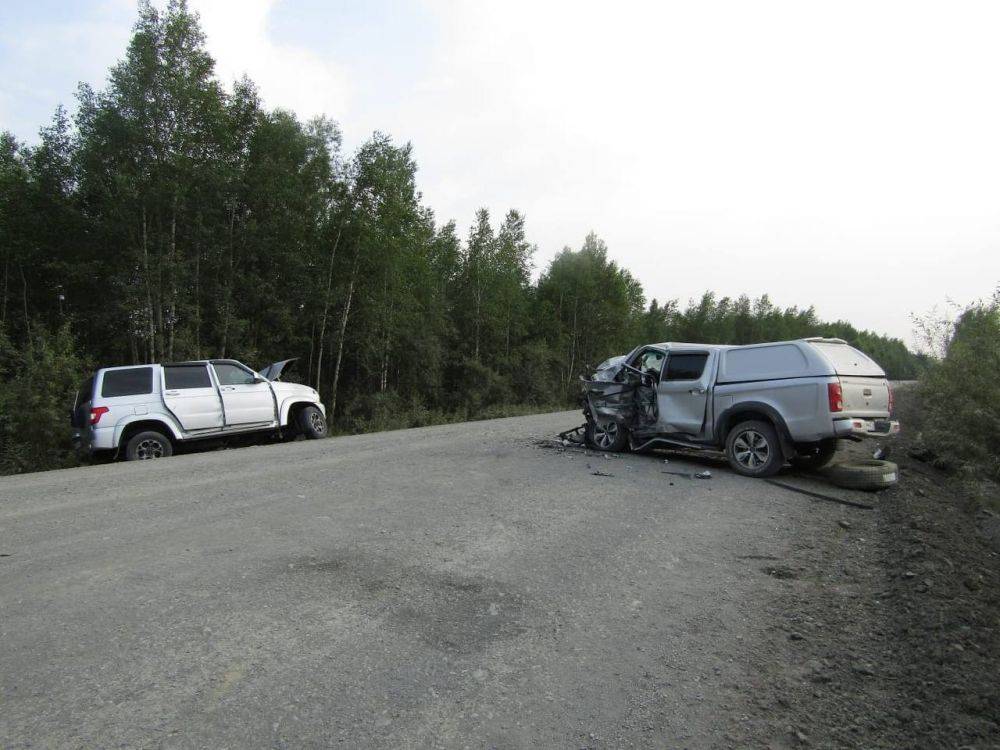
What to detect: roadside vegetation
<box><xmin>0</xmin><ymin>1</ymin><xmax>926</xmax><ymax>474</ymax></box>
<box><xmin>907</xmin><ymin>291</ymin><xmax>1000</xmax><ymax>502</ymax></box>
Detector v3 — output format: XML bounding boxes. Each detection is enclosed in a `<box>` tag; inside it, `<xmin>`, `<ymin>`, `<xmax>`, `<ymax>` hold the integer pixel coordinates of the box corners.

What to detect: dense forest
<box><xmin>0</xmin><ymin>1</ymin><xmax>925</xmax><ymax>473</ymax></box>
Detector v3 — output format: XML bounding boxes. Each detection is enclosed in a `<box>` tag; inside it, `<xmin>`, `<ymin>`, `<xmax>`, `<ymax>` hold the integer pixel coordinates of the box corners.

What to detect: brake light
<box><xmin>887</xmin><ymin>382</ymin><xmax>894</xmax><ymax>415</ymax></box>
<box><xmin>90</xmin><ymin>406</ymin><xmax>110</xmax><ymax>425</ymax></box>
<box><xmin>827</xmin><ymin>382</ymin><xmax>843</xmax><ymax>412</ymax></box>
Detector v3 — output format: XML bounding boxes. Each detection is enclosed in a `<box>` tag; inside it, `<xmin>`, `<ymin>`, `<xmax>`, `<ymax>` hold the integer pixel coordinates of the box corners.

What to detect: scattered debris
<box><xmin>838</xmin><ymin>520</ymin><xmax>852</xmax><ymax>530</ymax></box>
<box><xmin>661</xmin><ymin>469</ymin><xmax>712</xmax><ymax>480</ymax></box>
<box><xmin>764</xmin><ymin>478</ymin><xmax>875</xmax><ymax>510</ymax></box>
<box><xmin>763</xmin><ymin>565</ymin><xmax>799</xmax><ymax>580</ymax></box>
<box><xmin>591</xmin><ymin>470</ymin><xmax>614</xmax><ymax>478</ymax></box>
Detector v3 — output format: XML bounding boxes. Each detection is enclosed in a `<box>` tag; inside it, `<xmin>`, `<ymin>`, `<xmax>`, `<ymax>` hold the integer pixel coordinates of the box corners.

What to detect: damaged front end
<box><xmin>580</xmin><ymin>357</ymin><xmax>658</xmax><ymax>437</ymax></box>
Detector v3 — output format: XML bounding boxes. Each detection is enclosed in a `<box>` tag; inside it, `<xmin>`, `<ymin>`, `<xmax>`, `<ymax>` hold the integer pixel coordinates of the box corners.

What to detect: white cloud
<box><xmin>189</xmin><ymin>0</ymin><xmax>351</xmax><ymax>122</ymax></box>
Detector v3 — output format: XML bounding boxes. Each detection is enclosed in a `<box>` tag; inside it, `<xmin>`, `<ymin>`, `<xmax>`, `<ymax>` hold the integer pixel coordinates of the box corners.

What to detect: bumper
<box><xmin>834</xmin><ymin>417</ymin><xmax>900</xmax><ymax>439</ymax></box>
<box><xmin>71</xmin><ymin>426</ymin><xmax>116</xmax><ymax>454</ymax></box>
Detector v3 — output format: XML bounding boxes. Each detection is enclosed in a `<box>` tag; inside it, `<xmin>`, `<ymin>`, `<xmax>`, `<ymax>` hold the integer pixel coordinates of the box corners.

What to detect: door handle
<box><xmin>689</xmin><ymin>388</ymin><xmax>706</xmax><ymax>395</ymax></box>
<box><xmin>221</xmin><ymin>386</ymin><xmax>236</xmax><ymax>392</ymax></box>
<box><xmin>165</xmin><ymin>390</ymin><xmax>180</xmax><ymax>396</ymax></box>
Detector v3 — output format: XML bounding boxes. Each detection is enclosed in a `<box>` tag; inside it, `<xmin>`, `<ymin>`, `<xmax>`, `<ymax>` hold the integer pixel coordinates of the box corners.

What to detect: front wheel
<box><xmin>585</xmin><ymin>419</ymin><xmax>629</xmax><ymax>452</ymax></box>
<box><xmin>725</xmin><ymin>420</ymin><xmax>784</xmax><ymax>477</ymax></box>
<box><xmin>297</xmin><ymin>405</ymin><xmax>327</xmax><ymax>439</ymax></box>
<box><xmin>125</xmin><ymin>430</ymin><xmax>173</xmax><ymax>461</ymax></box>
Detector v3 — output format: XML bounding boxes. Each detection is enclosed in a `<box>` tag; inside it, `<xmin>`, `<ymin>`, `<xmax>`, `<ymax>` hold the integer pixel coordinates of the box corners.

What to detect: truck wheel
<box><xmin>297</xmin><ymin>405</ymin><xmax>327</xmax><ymax>439</ymax></box>
<box><xmin>791</xmin><ymin>438</ymin><xmax>839</xmax><ymax>470</ymax></box>
<box><xmin>125</xmin><ymin>430</ymin><xmax>173</xmax><ymax>461</ymax></box>
<box><xmin>585</xmin><ymin>419</ymin><xmax>629</xmax><ymax>452</ymax></box>
<box><xmin>827</xmin><ymin>459</ymin><xmax>898</xmax><ymax>491</ymax></box>
<box><xmin>725</xmin><ymin>420</ymin><xmax>784</xmax><ymax>477</ymax></box>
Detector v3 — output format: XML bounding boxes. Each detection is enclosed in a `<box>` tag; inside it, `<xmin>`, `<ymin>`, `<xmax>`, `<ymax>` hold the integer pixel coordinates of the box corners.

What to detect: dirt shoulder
<box><xmin>731</xmin><ymin>395</ymin><xmax>1000</xmax><ymax>749</ymax></box>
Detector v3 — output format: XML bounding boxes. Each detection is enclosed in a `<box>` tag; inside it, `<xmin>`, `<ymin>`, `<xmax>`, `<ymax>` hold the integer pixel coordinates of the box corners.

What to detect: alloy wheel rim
<box><xmin>310</xmin><ymin>412</ymin><xmax>325</xmax><ymax>434</ymax></box>
<box><xmin>733</xmin><ymin>430</ymin><xmax>770</xmax><ymax>468</ymax></box>
<box><xmin>594</xmin><ymin>422</ymin><xmax>618</xmax><ymax>449</ymax></box>
<box><xmin>136</xmin><ymin>438</ymin><xmax>164</xmax><ymax>460</ymax></box>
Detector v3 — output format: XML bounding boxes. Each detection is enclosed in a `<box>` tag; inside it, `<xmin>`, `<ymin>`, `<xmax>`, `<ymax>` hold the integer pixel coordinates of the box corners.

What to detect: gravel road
<box><xmin>0</xmin><ymin>411</ymin><xmax>864</xmax><ymax>748</ymax></box>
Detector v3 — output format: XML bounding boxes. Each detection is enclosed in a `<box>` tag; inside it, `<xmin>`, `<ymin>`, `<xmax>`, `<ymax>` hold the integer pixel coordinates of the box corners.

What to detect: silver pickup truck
<box><xmin>582</xmin><ymin>337</ymin><xmax>899</xmax><ymax>476</ymax></box>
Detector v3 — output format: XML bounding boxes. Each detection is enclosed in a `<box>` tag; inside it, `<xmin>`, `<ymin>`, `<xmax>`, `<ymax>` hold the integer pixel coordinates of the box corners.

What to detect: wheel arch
<box><xmin>281</xmin><ymin>398</ymin><xmax>322</xmax><ymax>427</ymax></box>
<box><xmin>715</xmin><ymin>401</ymin><xmax>795</xmax><ymax>456</ymax></box>
<box><xmin>115</xmin><ymin>418</ymin><xmax>180</xmax><ymax>451</ymax></box>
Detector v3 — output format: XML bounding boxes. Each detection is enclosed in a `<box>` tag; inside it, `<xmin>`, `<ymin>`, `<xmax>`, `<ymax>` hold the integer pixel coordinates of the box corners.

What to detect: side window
<box><xmin>101</xmin><ymin>367</ymin><xmax>153</xmax><ymax>397</ymax></box>
<box><xmin>213</xmin><ymin>363</ymin><xmax>256</xmax><ymax>386</ymax></box>
<box><xmin>664</xmin><ymin>353</ymin><xmax>709</xmax><ymax>381</ymax></box>
<box><xmin>630</xmin><ymin>349</ymin><xmax>665</xmax><ymax>376</ymax></box>
<box><xmin>164</xmin><ymin>365</ymin><xmax>212</xmax><ymax>389</ymax></box>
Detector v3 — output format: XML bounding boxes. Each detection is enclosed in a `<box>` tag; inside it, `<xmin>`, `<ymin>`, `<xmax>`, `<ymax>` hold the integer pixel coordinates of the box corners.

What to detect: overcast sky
<box><xmin>2</xmin><ymin>0</ymin><xmax>998</xmax><ymax>346</ymax></box>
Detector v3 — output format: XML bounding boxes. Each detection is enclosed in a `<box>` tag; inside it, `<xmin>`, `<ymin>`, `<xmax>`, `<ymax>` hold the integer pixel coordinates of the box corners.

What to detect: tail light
<box><xmin>827</xmin><ymin>381</ymin><xmax>843</xmax><ymax>412</ymax></box>
<box><xmin>887</xmin><ymin>382</ymin><xmax>894</xmax><ymax>415</ymax></box>
<box><xmin>89</xmin><ymin>406</ymin><xmax>110</xmax><ymax>425</ymax></box>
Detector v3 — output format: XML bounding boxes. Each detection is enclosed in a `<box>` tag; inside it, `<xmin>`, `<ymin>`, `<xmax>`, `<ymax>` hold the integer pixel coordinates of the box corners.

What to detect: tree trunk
<box><xmin>329</xmin><ymin>247</ymin><xmax>360</xmax><ymax>419</ymax></box>
<box><xmin>19</xmin><ymin>263</ymin><xmax>29</xmax><ymax>338</ymax></box>
<box><xmin>314</xmin><ymin>221</ymin><xmax>344</xmax><ymax>391</ymax></box>
<box><xmin>1</xmin><ymin>257</ymin><xmax>8</xmax><ymax>326</ymax></box>
<box><xmin>567</xmin><ymin>297</ymin><xmax>578</xmax><ymax>385</ymax></box>
<box><xmin>166</xmin><ymin>197</ymin><xmax>177</xmax><ymax>361</ymax></box>
<box><xmin>220</xmin><ymin>201</ymin><xmax>236</xmax><ymax>357</ymax></box>
<box><xmin>193</xmin><ymin>244</ymin><xmax>201</xmax><ymax>359</ymax></box>
<box><xmin>141</xmin><ymin>207</ymin><xmax>155</xmax><ymax>363</ymax></box>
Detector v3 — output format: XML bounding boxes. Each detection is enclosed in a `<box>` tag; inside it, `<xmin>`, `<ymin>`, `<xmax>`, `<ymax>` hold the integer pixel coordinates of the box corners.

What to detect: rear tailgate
<box><xmin>839</xmin><ymin>376</ymin><xmax>890</xmax><ymax>418</ymax></box>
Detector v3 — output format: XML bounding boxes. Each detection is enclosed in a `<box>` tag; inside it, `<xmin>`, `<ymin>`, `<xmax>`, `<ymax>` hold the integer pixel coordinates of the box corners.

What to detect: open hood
<box><xmin>259</xmin><ymin>358</ymin><xmax>298</xmax><ymax>381</ymax></box>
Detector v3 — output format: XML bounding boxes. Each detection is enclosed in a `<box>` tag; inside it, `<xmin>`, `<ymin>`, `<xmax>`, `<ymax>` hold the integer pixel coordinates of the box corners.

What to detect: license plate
<box><xmin>883</xmin><ymin>472</ymin><xmax>897</xmax><ymax>483</ymax></box>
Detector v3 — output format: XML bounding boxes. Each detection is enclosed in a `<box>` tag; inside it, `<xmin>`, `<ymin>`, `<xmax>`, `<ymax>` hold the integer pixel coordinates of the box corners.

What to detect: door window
<box><xmin>630</xmin><ymin>349</ymin><xmax>666</xmax><ymax>379</ymax></box>
<box><xmin>664</xmin><ymin>353</ymin><xmax>708</xmax><ymax>381</ymax></box>
<box><xmin>101</xmin><ymin>367</ymin><xmax>153</xmax><ymax>397</ymax></box>
<box><xmin>164</xmin><ymin>365</ymin><xmax>212</xmax><ymax>389</ymax></box>
<box><xmin>213</xmin><ymin>363</ymin><xmax>257</xmax><ymax>386</ymax></box>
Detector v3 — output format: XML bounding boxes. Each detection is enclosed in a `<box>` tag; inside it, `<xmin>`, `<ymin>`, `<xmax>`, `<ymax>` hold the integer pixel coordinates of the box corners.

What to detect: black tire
<box><xmin>826</xmin><ymin>459</ymin><xmax>898</xmax><ymax>491</ymax></box>
<box><xmin>584</xmin><ymin>419</ymin><xmax>629</xmax><ymax>452</ymax></box>
<box><xmin>725</xmin><ymin>419</ymin><xmax>784</xmax><ymax>477</ymax></box>
<box><xmin>297</xmin><ymin>405</ymin><xmax>327</xmax><ymax>439</ymax></box>
<box><xmin>791</xmin><ymin>438</ymin><xmax>840</xmax><ymax>470</ymax></box>
<box><xmin>124</xmin><ymin>430</ymin><xmax>173</xmax><ymax>461</ymax></box>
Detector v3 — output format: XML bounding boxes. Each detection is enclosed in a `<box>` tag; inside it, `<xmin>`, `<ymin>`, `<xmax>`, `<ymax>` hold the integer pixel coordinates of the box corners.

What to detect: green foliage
<box><xmin>0</xmin><ymin>323</ymin><xmax>88</xmax><ymax>474</ymax></box>
<box><xmin>916</xmin><ymin>293</ymin><xmax>1000</xmax><ymax>480</ymax></box>
<box><xmin>0</xmin><ymin>1</ymin><xmax>927</xmax><ymax>474</ymax></box>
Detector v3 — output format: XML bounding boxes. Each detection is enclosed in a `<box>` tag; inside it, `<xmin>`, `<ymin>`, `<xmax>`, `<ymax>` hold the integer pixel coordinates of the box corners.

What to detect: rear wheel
<box><xmin>297</xmin><ymin>405</ymin><xmax>327</xmax><ymax>439</ymax></box>
<box><xmin>725</xmin><ymin>420</ymin><xmax>784</xmax><ymax>477</ymax></box>
<box><xmin>585</xmin><ymin>419</ymin><xmax>629</xmax><ymax>452</ymax></box>
<box><xmin>125</xmin><ymin>430</ymin><xmax>173</xmax><ymax>461</ymax></box>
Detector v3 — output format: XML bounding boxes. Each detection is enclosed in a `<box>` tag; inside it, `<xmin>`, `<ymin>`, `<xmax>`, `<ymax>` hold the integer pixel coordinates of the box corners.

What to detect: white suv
<box><xmin>70</xmin><ymin>358</ymin><xmax>326</xmax><ymax>461</ymax></box>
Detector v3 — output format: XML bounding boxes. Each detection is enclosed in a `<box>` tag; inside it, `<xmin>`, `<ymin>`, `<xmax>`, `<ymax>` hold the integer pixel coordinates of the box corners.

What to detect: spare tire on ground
<box><xmin>826</xmin><ymin>459</ymin><xmax>899</xmax><ymax>491</ymax></box>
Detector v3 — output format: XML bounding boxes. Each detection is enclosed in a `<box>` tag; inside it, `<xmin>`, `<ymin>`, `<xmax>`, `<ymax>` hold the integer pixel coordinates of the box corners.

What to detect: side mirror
<box><xmin>253</xmin><ymin>376</ymin><xmax>267</xmax><ymax>384</ymax></box>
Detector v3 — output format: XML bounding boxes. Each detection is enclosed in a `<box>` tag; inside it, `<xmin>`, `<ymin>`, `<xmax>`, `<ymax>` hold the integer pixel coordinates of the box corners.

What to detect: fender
<box><xmin>112</xmin><ymin>413</ymin><xmax>185</xmax><ymax>448</ymax></box>
<box><xmin>714</xmin><ymin>400</ymin><xmax>795</xmax><ymax>456</ymax></box>
<box><xmin>278</xmin><ymin>397</ymin><xmax>325</xmax><ymax>426</ymax></box>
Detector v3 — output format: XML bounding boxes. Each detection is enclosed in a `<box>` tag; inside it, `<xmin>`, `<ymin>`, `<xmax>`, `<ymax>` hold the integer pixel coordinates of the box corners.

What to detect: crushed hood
<box><xmin>590</xmin><ymin>355</ymin><xmax>627</xmax><ymax>382</ymax></box>
<box><xmin>259</xmin><ymin>358</ymin><xmax>298</xmax><ymax>381</ymax></box>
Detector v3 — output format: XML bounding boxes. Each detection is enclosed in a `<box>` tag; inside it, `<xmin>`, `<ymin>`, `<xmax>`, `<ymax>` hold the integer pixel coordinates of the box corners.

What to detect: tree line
<box><xmin>0</xmin><ymin>1</ymin><xmax>925</xmax><ymax>473</ymax></box>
